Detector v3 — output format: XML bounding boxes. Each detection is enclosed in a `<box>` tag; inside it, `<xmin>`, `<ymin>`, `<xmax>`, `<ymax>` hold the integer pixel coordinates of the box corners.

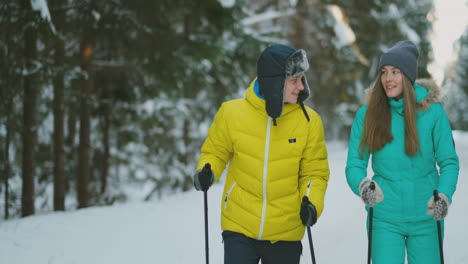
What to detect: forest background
<box><xmin>0</xmin><ymin>0</ymin><xmax>467</xmax><ymax>219</ymax></box>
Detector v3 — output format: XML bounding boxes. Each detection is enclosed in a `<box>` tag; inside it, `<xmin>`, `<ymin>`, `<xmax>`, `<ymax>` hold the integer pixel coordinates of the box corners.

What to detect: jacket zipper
<box><xmin>258</xmin><ymin>117</ymin><xmax>272</xmax><ymax>240</ymax></box>
<box><xmin>306</xmin><ymin>180</ymin><xmax>312</xmax><ymax>197</ymax></box>
<box><xmin>224</xmin><ymin>181</ymin><xmax>237</xmax><ymax>209</ymax></box>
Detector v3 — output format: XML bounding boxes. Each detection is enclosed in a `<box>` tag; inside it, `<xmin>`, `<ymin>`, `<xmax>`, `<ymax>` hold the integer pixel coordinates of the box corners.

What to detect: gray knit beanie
<box><xmin>378</xmin><ymin>40</ymin><xmax>419</xmax><ymax>84</ymax></box>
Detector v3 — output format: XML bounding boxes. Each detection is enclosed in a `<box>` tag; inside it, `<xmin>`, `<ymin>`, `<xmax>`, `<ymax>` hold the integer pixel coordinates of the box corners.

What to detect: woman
<box><xmin>346</xmin><ymin>40</ymin><xmax>459</xmax><ymax>263</ymax></box>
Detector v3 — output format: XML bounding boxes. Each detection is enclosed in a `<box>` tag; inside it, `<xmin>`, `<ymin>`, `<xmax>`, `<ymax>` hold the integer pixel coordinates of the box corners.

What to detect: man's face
<box><xmin>283</xmin><ymin>76</ymin><xmax>305</xmax><ymax>104</ymax></box>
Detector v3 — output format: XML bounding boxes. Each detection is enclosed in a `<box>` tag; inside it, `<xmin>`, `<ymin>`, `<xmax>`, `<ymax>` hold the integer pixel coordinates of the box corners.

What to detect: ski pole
<box><xmin>304</xmin><ymin>180</ymin><xmax>316</xmax><ymax>264</ymax></box>
<box><xmin>367</xmin><ymin>182</ymin><xmax>375</xmax><ymax>264</ymax></box>
<box><xmin>307</xmin><ymin>225</ymin><xmax>317</xmax><ymax>264</ymax></box>
<box><xmin>433</xmin><ymin>190</ymin><xmax>444</xmax><ymax>264</ymax></box>
<box><xmin>204</xmin><ymin>189</ymin><xmax>209</xmax><ymax>264</ymax></box>
<box><xmin>302</xmin><ymin>180</ymin><xmax>315</xmax><ymax>264</ymax></box>
<box><xmin>201</xmin><ymin>163</ymin><xmax>211</xmax><ymax>264</ymax></box>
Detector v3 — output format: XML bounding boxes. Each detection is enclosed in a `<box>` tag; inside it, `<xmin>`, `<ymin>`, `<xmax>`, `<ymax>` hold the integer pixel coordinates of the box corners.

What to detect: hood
<box><xmin>414</xmin><ymin>78</ymin><xmax>441</xmax><ymax>110</ymax></box>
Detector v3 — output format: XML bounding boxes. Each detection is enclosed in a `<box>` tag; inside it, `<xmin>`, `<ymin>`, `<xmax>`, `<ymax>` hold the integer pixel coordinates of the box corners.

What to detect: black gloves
<box><xmin>193</xmin><ymin>163</ymin><xmax>213</xmax><ymax>191</ymax></box>
<box><xmin>300</xmin><ymin>196</ymin><xmax>317</xmax><ymax>226</ymax></box>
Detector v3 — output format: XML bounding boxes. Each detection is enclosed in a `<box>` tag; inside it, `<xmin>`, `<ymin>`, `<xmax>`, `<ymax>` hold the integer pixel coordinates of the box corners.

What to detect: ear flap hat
<box><xmin>257</xmin><ymin>44</ymin><xmax>311</xmax><ymax>124</ymax></box>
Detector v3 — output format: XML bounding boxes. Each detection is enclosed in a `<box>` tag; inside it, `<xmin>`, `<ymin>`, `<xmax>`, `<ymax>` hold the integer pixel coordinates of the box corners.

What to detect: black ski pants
<box><xmin>222</xmin><ymin>231</ymin><xmax>302</xmax><ymax>264</ymax></box>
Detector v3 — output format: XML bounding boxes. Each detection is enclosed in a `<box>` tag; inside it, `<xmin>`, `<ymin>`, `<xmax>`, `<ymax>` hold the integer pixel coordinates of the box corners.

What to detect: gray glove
<box><xmin>359</xmin><ymin>178</ymin><xmax>384</xmax><ymax>207</ymax></box>
<box><xmin>427</xmin><ymin>192</ymin><xmax>450</xmax><ymax>220</ymax></box>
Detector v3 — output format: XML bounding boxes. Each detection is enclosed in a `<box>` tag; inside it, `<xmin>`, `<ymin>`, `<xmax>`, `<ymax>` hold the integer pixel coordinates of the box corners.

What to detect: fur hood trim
<box><xmin>415</xmin><ymin>78</ymin><xmax>441</xmax><ymax>110</ymax></box>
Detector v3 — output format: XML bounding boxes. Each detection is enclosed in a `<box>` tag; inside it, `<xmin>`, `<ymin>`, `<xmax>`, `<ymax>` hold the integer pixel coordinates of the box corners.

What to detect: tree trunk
<box><xmin>291</xmin><ymin>0</ymin><xmax>306</xmax><ymax>48</ymax></box>
<box><xmin>1</xmin><ymin>21</ymin><xmax>13</xmax><ymax>220</ymax></box>
<box><xmin>21</xmin><ymin>24</ymin><xmax>38</xmax><ymax>217</ymax></box>
<box><xmin>50</xmin><ymin>0</ymin><xmax>66</xmax><ymax>211</ymax></box>
<box><xmin>77</xmin><ymin>34</ymin><xmax>93</xmax><ymax>209</ymax></box>
<box><xmin>2</xmin><ymin>98</ymin><xmax>12</xmax><ymax>220</ymax></box>
<box><xmin>182</xmin><ymin>118</ymin><xmax>192</xmax><ymax>191</ymax></box>
<box><xmin>101</xmin><ymin>74</ymin><xmax>111</xmax><ymax>195</ymax></box>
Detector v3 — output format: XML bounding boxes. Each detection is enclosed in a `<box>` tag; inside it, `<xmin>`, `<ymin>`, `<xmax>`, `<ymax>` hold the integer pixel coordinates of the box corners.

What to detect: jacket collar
<box><xmin>246</xmin><ymin>78</ymin><xmax>299</xmax><ymax>118</ymax></box>
<box><xmin>389</xmin><ymin>79</ymin><xmax>441</xmax><ymax>114</ymax></box>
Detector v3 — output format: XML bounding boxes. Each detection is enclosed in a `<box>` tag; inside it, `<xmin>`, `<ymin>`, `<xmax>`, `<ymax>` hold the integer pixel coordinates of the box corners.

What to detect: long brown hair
<box><xmin>359</xmin><ymin>74</ymin><xmax>420</xmax><ymax>156</ymax></box>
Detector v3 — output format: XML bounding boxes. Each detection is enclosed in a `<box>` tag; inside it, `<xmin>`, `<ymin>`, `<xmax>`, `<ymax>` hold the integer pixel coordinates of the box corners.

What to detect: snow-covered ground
<box><xmin>0</xmin><ymin>132</ymin><xmax>467</xmax><ymax>263</ymax></box>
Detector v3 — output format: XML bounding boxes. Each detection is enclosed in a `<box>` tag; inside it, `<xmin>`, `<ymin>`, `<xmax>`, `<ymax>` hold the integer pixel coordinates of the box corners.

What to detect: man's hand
<box><xmin>300</xmin><ymin>196</ymin><xmax>317</xmax><ymax>226</ymax></box>
<box><xmin>193</xmin><ymin>163</ymin><xmax>213</xmax><ymax>191</ymax></box>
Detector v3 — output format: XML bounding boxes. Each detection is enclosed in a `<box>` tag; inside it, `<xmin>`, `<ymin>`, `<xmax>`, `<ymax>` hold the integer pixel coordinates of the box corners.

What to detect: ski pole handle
<box><xmin>370</xmin><ymin>181</ymin><xmax>375</xmax><ymax>191</ymax></box>
<box><xmin>433</xmin><ymin>190</ymin><xmax>439</xmax><ymax>202</ymax></box>
<box><xmin>202</xmin><ymin>163</ymin><xmax>211</xmax><ymax>175</ymax></box>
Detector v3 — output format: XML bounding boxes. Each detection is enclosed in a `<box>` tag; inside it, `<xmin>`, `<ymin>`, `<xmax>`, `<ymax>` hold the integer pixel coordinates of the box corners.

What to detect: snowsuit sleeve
<box><xmin>299</xmin><ymin>112</ymin><xmax>330</xmax><ymax>218</ymax></box>
<box><xmin>197</xmin><ymin>103</ymin><xmax>233</xmax><ymax>183</ymax></box>
<box><xmin>345</xmin><ymin>106</ymin><xmax>370</xmax><ymax>196</ymax></box>
<box><xmin>432</xmin><ymin>103</ymin><xmax>459</xmax><ymax>202</ymax></box>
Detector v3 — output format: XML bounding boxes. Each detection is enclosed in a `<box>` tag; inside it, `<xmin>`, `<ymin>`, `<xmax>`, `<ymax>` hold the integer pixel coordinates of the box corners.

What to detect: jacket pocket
<box><xmin>224</xmin><ymin>181</ymin><xmax>237</xmax><ymax>210</ymax></box>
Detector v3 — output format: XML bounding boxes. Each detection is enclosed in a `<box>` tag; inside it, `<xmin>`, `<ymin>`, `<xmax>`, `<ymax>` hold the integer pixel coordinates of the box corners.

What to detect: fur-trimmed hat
<box><xmin>378</xmin><ymin>40</ymin><xmax>419</xmax><ymax>84</ymax></box>
<box><xmin>257</xmin><ymin>44</ymin><xmax>310</xmax><ymax>123</ymax></box>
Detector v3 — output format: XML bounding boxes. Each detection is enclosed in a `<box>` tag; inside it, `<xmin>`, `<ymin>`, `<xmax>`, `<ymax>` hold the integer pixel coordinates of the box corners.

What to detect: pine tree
<box><xmin>444</xmin><ymin>29</ymin><xmax>468</xmax><ymax>130</ymax></box>
<box><xmin>455</xmin><ymin>30</ymin><xmax>468</xmax><ymax>96</ymax></box>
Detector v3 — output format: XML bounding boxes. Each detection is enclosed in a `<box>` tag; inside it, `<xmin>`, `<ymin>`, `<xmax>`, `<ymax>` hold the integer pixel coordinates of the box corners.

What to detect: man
<box><xmin>194</xmin><ymin>44</ymin><xmax>330</xmax><ymax>264</ymax></box>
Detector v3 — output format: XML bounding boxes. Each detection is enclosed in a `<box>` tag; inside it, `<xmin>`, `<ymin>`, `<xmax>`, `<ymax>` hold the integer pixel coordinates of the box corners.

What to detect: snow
<box><xmin>328</xmin><ymin>5</ymin><xmax>356</xmax><ymax>48</ymax></box>
<box><xmin>1</xmin><ymin>133</ymin><xmax>468</xmax><ymax>263</ymax></box>
<box><xmin>241</xmin><ymin>9</ymin><xmax>295</xmax><ymax>26</ymax></box>
<box><xmin>30</xmin><ymin>0</ymin><xmax>56</xmax><ymax>34</ymax></box>
<box><xmin>397</xmin><ymin>20</ymin><xmax>420</xmax><ymax>45</ymax></box>
<box><xmin>217</xmin><ymin>0</ymin><xmax>235</xmax><ymax>8</ymax></box>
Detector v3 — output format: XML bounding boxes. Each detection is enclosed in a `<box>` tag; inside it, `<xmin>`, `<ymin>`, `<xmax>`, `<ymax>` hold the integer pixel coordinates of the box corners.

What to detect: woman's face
<box><xmin>381</xmin><ymin>66</ymin><xmax>404</xmax><ymax>99</ymax></box>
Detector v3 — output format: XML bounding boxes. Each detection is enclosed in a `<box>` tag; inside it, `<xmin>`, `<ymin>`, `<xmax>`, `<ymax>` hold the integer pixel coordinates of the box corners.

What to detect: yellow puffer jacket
<box><xmin>197</xmin><ymin>79</ymin><xmax>329</xmax><ymax>241</ymax></box>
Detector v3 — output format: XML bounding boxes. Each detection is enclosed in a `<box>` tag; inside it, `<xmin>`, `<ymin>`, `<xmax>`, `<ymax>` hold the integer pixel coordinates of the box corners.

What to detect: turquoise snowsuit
<box><xmin>346</xmin><ymin>79</ymin><xmax>459</xmax><ymax>263</ymax></box>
